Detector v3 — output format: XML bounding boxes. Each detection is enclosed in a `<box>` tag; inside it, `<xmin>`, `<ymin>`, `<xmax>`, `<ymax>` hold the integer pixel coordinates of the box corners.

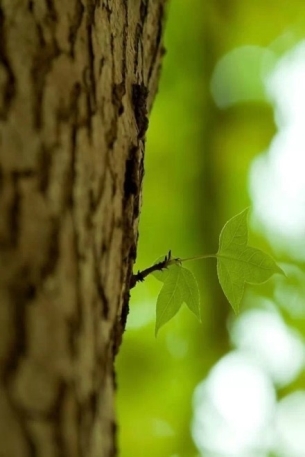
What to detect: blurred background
<box><xmin>116</xmin><ymin>1</ymin><xmax>305</xmax><ymax>456</ymax></box>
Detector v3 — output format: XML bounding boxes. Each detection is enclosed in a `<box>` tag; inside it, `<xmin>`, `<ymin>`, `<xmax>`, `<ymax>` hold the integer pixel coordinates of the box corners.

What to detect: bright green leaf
<box><xmin>155</xmin><ymin>266</ymin><xmax>183</xmax><ymax>336</ymax></box>
<box><xmin>217</xmin><ymin>208</ymin><xmax>284</xmax><ymax>313</ymax></box>
<box><xmin>155</xmin><ymin>263</ymin><xmax>201</xmax><ymax>335</ymax></box>
<box><xmin>179</xmin><ymin>268</ymin><xmax>201</xmax><ymax>321</ymax></box>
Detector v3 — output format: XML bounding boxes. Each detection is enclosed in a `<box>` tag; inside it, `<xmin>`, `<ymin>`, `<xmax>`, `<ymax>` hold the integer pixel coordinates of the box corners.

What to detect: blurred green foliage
<box><xmin>116</xmin><ymin>1</ymin><xmax>305</xmax><ymax>456</ymax></box>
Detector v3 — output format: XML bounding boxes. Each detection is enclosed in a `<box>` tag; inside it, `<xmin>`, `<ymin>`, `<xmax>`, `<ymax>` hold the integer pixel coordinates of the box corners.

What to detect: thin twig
<box><xmin>130</xmin><ymin>250</ymin><xmax>180</xmax><ymax>289</ymax></box>
<box><xmin>129</xmin><ymin>251</ymin><xmax>216</xmax><ymax>289</ymax></box>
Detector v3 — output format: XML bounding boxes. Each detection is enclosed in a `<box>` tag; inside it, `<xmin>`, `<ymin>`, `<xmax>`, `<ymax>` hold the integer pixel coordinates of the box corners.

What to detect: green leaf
<box><xmin>155</xmin><ymin>266</ymin><xmax>183</xmax><ymax>336</ymax></box>
<box><xmin>155</xmin><ymin>264</ymin><xmax>201</xmax><ymax>335</ymax></box>
<box><xmin>217</xmin><ymin>208</ymin><xmax>284</xmax><ymax>313</ymax></box>
<box><xmin>153</xmin><ymin>253</ymin><xmax>181</xmax><ymax>282</ymax></box>
<box><xmin>179</xmin><ymin>267</ymin><xmax>201</xmax><ymax>321</ymax></box>
<box><xmin>152</xmin><ymin>257</ymin><xmax>171</xmax><ymax>282</ymax></box>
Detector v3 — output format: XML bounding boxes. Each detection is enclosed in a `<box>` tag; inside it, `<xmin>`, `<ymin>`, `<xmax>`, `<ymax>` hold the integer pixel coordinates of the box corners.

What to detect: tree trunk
<box><xmin>0</xmin><ymin>1</ymin><xmax>166</xmax><ymax>456</ymax></box>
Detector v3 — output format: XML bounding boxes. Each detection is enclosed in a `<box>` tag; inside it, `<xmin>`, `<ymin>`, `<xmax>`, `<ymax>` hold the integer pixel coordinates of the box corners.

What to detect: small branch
<box><xmin>130</xmin><ymin>250</ymin><xmax>180</xmax><ymax>289</ymax></box>
<box><xmin>129</xmin><ymin>251</ymin><xmax>216</xmax><ymax>289</ymax></box>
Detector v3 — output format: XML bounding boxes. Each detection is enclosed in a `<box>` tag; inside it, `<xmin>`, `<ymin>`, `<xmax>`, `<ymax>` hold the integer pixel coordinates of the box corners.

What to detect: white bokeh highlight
<box><xmin>231</xmin><ymin>308</ymin><xmax>305</xmax><ymax>386</ymax></box>
<box><xmin>274</xmin><ymin>391</ymin><xmax>305</xmax><ymax>457</ymax></box>
<box><xmin>192</xmin><ymin>352</ymin><xmax>275</xmax><ymax>457</ymax></box>
<box><xmin>250</xmin><ymin>41</ymin><xmax>305</xmax><ymax>257</ymax></box>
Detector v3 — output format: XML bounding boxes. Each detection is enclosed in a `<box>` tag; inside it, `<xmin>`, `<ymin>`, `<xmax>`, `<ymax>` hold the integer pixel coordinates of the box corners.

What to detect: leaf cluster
<box><xmin>133</xmin><ymin>209</ymin><xmax>284</xmax><ymax>335</ymax></box>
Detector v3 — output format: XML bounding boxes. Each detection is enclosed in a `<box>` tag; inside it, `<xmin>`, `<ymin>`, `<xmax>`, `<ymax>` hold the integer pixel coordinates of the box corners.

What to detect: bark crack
<box><xmin>31</xmin><ymin>29</ymin><xmax>60</xmax><ymax>129</ymax></box>
<box><xmin>0</xmin><ymin>6</ymin><xmax>16</xmax><ymax>119</ymax></box>
<box><xmin>68</xmin><ymin>0</ymin><xmax>85</xmax><ymax>57</ymax></box>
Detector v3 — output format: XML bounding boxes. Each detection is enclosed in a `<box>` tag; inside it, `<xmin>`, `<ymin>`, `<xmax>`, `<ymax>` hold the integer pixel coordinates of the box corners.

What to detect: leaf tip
<box><xmin>229</xmin><ymin>301</ymin><xmax>239</xmax><ymax>315</ymax></box>
<box><xmin>154</xmin><ymin>319</ymin><xmax>161</xmax><ymax>337</ymax></box>
<box><xmin>276</xmin><ymin>264</ymin><xmax>286</xmax><ymax>277</ymax></box>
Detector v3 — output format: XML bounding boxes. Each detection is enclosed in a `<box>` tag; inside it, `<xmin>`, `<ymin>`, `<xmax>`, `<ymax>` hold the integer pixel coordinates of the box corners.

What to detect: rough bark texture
<box><xmin>0</xmin><ymin>1</ymin><xmax>166</xmax><ymax>456</ymax></box>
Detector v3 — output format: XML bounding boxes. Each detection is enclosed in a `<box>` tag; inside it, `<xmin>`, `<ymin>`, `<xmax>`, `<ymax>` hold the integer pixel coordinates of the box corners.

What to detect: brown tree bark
<box><xmin>0</xmin><ymin>1</ymin><xmax>166</xmax><ymax>456</ymax></box>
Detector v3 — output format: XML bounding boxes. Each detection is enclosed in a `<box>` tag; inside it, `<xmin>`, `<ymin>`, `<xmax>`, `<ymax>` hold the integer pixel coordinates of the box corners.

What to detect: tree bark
<box><xmin>0</xmin><ymin>1</ymin><xmax>166</xmax><ymax>456</ymax></box>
